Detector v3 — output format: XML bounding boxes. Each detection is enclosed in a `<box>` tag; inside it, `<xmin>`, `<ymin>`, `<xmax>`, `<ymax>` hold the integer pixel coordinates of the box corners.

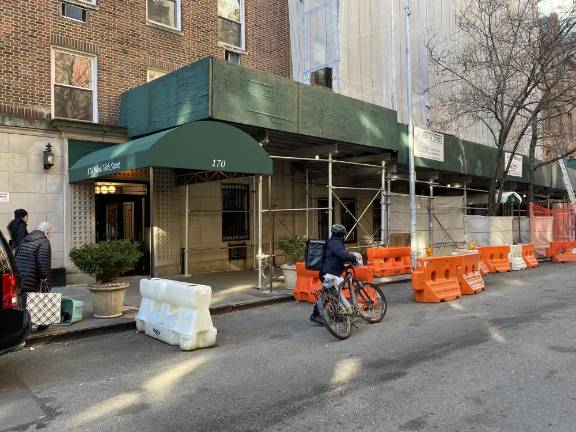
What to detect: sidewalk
<box><xmin>27</xmin><ymin>270</ymin><xmax>292</xmax><ymax>345</ymax></box>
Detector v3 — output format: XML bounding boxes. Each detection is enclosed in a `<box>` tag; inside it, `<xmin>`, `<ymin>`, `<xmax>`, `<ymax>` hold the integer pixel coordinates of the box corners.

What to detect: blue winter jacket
<box><xmin>320</xmin><ymin>233</ymin><xmax>358</xmax><ymax>279</ymax></box>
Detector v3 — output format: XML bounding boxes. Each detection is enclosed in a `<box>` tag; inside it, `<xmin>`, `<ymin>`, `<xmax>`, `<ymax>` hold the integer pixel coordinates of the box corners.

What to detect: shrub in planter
<box><xmin>277</xmin><ymin>235</ymin><xmax>307</xmax><ymax>265</ymax></box>
<box><xmin>277</xmin><ymin>236</ymin><xmax>307</xmax><ymax>290</ymax></box>
<box><xmin>69</xmin><ymin>241</ymin><xmax>143</xmax><ymax>318</ymax></box>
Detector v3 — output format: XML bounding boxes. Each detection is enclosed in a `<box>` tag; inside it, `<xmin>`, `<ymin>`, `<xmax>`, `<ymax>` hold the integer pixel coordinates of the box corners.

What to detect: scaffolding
<box><xmin>255</xmin><ymin>154</ymin><xmax>388</xmax><ymax>290</ymax></box>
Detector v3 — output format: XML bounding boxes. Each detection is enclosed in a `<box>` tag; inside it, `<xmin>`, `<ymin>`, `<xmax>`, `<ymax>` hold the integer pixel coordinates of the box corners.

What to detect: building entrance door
<box><xmin>95</xmin><ymin>182</ymin><xmax>149</xmax><ymax>275</ymax></box>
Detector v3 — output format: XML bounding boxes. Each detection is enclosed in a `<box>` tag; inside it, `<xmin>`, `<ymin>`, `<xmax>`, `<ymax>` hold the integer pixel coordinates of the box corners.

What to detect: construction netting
<box><xmin>387</xmin><ymin>194</ymin><xmax>465</xmax><ymax>255</ymax></box>
<box><xmin>529</xmin><ymin>203</ymin><xmax>576</xmax><ymax>256</ymax></box>
<box><xmin>465</xmin><ymin>216</ymin><xmax>514</xmax><ymax>246</ymax></box>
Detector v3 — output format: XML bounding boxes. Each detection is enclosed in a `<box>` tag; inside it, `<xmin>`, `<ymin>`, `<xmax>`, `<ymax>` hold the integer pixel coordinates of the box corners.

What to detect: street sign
<box><xmin>505</xmin><ymin>152</ymin><xmax>523</xmax><ymax>177</ymax></box>
<box><xmin>0</xmin><ymin>192</ymin><xmax>9</xmax><ymax>203</ymax></box>
<box><xmin>414</xmin><ymin>126</ymin><xmax>444</xmax><ymax>162</ymax></box>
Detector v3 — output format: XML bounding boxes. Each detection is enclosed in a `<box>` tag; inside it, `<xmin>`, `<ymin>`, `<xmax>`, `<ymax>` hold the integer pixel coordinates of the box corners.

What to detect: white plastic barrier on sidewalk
<box><xmin>135</xmin><ymin>278</ymin><xmax>217</xmax><ymax>351</ymax></box>
<box><xmin>509</xmin><ymin>245</ymin><xmax>527</xmax><ymax>271</ymax></box>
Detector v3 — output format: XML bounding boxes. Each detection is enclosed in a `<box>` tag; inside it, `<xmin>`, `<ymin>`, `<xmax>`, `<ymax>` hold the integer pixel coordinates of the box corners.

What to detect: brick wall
<box><xmin>0</xmin><ymin>0</ymin><xmax>291</xmax><ymax>126</ymax></box>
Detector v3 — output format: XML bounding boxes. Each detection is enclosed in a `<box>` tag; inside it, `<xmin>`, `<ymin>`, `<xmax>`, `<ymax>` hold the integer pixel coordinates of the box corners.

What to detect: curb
<box><xmin>26</xmin><ymin>294</ymin><xmax>294</xmax><ymax>347</ymax></box>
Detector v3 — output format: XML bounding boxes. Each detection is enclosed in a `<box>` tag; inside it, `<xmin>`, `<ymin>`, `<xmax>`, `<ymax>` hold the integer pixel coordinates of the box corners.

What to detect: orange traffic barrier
<box><xmin>546</xmin><ymin>241</ymin><xmax>576</xmax><ymax>263</ymax></box>
<box><xmin>411</xmin><ymin>256</ymin><xmax>462</xmax><ymax>303</ymax></box>
<box><xmin>522</xmin><ymin>243</ymin><xmax>539</xmax><ymax>268</ymax></box>
<box><xmin>479</xmin><ymin>260</ymin><xmax>490</xmax><ymax>276</ymax></box>
<box><xmin>354</xmin><ymin>265</ymin><xmax>376</xmax><ymax>284</ymax></box>
<box><xmin>475</xmin><ymin>246</ymin><xmax>511</xmax><ymax>273</ymax></box>
<box><xmin>454</xmin><ymin>253</ymin><xmax>485</xmax><ymax>295</ymax></box>
<box><xmin>293</xmin><ymin>262</ymin><xmax>322</xmax><ymax>304</ymax></box>
<box><xmin>294</xmin><ymin>263</ymin><xmax>375</xmax><ymax>304</ymax></box>
<box><xmin>367</xmin><ymin>247</ymin><xmax>412</xmax><ymax>277</ymax></box>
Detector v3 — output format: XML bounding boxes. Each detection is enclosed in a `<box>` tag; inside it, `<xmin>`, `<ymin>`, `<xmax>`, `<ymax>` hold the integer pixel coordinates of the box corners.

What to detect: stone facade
<box><xmin>0</xmin><ymin>126</ymin><xmax>66</xmax><ymax>268</ymax></box>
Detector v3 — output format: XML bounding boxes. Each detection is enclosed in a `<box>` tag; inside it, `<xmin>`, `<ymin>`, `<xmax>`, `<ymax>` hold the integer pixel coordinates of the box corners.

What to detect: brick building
<box><xmin>0</xmin><ymin>0</ymin><xmax>290</xmax><ymax>279</ymax></box>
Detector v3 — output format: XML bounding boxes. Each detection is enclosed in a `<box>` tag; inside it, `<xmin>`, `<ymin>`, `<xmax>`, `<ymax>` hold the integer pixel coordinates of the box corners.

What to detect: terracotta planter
<box><xmin>281</xmin><ymin>264</ymin><xmax>297</xmax><ymax>291</ymax></box>
<box><xmin>87</xmin><ymin>282</ymin><xmax>129</xmax><ymax>318</ymax></box>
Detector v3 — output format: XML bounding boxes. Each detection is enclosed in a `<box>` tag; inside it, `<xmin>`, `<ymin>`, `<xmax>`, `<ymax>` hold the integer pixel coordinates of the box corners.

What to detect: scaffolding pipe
<box><xmin>268</xmin><ymin>175</ymin><xmax>273</xmax><ymax>292</ymax></box>
<box><xmin>380</xmin><ymin>161</ymin><xmax>386</xmax><ymax>245</ymax></box>
<box><xmin>149</xmin><ymin>167</ymin><xmax>155</xmax><ymax>278</ymax></box>
<box><xmin>252</xmin><ymin>177</ymin><xmax>257</xmax><ymax>269</ymax></box>
<box><xmin>184</xmin><ymin>183</ymin><xmax>190</xmax><ymax>276</ymax></box>
<box><xmin>328</xmin><ymin>152</ymin><xmax>333</xmax><ymax>236</ymax></box>
<box><xmin>305</xmin><ymin>169</ymin><xmax>309</xmax><ymax>238</ymax></box>
<box><xmin>386</xmin><ymin>179</ymin><xmax>391</xmax><ymax>246</ymax></box>
<box><xmin>405</xmin><ymin>6</ymin><xmax>417</xmax><ymax>266</ymax></box>
<box><xmin>463</xmin><ymin>183</ymin><xmax>468</xmax><ymax>245</ymax></box>
<box><xmin>428</xmin><ymin>184</ymin><xmax>434</xmax><ymax>249</ymax></box>
<box><xmin>262</xmin><ymin>207</ymin><xmax>329</xmax><ymax>213</ymax></box>
<box><xmin>257</xmin><ymin>175</ymin><xmax>263</xmax><ymax>289</ymax></box>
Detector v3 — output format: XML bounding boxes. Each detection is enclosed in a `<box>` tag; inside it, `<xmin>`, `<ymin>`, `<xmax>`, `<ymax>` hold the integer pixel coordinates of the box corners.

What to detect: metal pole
<box><xmin>268</xmin><ymin>175</ymin><xmax>273</xmax><ymax>292</ymax></box>
<box><xmin>428</xmin><ymin>183</ymin><xmax>434</xmax><ymax>250</ymax></box>
<box><xmin>463</xmin><ymin>183</ymin><xmax>468</xmax><ymax>245</ymax></box>
<box><xmin>386</xmin><ymin>179</ymin><xmax>391</xmax><ymax>246</ymax></box>
<box><xmin>149</xmin><ymin>167</ymin><xmax>155</xmax><ymax>278</ymax></box>
<box><xmin>252</xmin><ymin>177</ymin><xmax>257</xmax><ymax>269</ymax></box>
<box><xmin>328</xmin><ymin>152</ymin><xmax>333</xmax><ymax>237</ymax></box>
<box><xmin>380</xmin><ymin>161</ymin><xmax>386</xmax><ymax>245</ymax></box>
<box><xmin>184</xmin><ymin>183</ymin><xmax>190</xmax><ymax>276</ymax></box>
<box><xmin>405</xmin><ymin>6</ymin><xmax>417</xmax><ymax>266</ymax></box>
<box><xmin>305</xmin><ymin>169</ymin><xmax>309</xmax><ymax>238</ymax></box>
<box><xmin>257</xmin><ymin>175</ymin><xmax>263</xmax><ymax>289</ymax></box>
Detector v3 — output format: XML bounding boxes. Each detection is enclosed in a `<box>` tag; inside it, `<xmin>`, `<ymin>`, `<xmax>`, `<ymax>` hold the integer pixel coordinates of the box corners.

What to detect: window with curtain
<box><xmin>218</xmin><ymin>0</ymin><xmax>244</xmax><ymax>49</ymax></box>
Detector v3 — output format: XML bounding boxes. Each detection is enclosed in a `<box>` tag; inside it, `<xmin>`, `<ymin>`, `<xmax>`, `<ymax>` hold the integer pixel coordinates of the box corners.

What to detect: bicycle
<box><xmin>319</xmin><ymin>264</ymin><xmax>387</xmax><ymax>340</ymax></box>
<box><xmin>256</xmin><ymin>254</ymin><xmax>275</xmax><ymax>288</ymax></box>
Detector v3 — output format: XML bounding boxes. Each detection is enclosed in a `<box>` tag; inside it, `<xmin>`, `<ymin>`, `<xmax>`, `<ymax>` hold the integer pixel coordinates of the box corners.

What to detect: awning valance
<box><xmin>68</xmin><ymin>121</ymin><xmax>273</xmax><ymax>182</ymax></box>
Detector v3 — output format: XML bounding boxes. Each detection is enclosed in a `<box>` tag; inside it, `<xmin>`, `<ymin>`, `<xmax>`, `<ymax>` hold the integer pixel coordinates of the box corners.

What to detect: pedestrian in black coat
<box><xmin>7</xmin><ymin>209</ymin><xmax>28</xmax><ymax>252</ymax></box>
<box><xmin>15</xmin><ymin>222</ymin><xmax>53</xmax><ymax>298</ymax></box>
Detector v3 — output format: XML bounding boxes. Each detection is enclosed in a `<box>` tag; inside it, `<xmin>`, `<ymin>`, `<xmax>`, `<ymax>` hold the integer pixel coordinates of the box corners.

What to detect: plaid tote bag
<box><xmin>27</xmin><ymin>282</ymin><xmax>61</xmax><ymax>326</ymax></box>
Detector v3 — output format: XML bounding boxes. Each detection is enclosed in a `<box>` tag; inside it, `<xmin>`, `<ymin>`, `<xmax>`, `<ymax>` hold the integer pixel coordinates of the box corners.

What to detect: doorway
<box><xmin>95</xmin><ymin>182</ymin><xmax>149</xmax><ymax>275</ymax></box>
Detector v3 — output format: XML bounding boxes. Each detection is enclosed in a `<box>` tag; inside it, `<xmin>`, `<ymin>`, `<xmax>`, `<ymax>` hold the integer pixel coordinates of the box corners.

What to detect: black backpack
<box><xmin>305</xmin><ymin>239</ymin><xmax>326</xmax><ymax>271</ymax></box>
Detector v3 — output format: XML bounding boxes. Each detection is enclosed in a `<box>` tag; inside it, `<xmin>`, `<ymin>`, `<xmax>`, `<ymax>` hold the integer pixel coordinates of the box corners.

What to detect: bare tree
<box><xmin>428</xmin><ymin>0</ymin><xmax>576</xmax><ymax>214</ymax></box>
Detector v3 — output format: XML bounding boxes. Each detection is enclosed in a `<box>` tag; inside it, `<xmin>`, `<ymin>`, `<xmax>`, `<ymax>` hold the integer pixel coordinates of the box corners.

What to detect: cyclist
<box><xmin>310</xmin><ymin>224</ymin><xmax>359</xmax><ymax>325</ymax></box>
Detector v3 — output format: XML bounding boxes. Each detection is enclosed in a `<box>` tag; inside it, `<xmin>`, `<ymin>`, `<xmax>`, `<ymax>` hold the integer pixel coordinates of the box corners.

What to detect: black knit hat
<box><xmin>14</xmin><ymin>209</ymin><xmax>28</xmax><ymax>219</ymax></box>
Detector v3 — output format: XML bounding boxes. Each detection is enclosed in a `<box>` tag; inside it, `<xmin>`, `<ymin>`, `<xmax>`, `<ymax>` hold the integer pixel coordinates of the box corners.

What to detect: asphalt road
<box><xmin>2</xmin><ymin>263</ymin><xmax>576</xmax><ymax>432</ymax></box>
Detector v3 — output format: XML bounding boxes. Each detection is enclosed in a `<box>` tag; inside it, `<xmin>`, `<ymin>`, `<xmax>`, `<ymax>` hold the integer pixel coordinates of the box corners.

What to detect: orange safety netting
<box><xmin>529</xmin><ymin>203</ymin><xmax>576</xmax><ymax>256</ymax></box>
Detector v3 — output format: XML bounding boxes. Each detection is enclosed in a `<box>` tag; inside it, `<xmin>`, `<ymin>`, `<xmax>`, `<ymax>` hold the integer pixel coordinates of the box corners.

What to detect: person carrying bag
<box><xmin>15</xmin><ymin>222</ymin><xmax>60</xmax><ymax>330</ymax></box>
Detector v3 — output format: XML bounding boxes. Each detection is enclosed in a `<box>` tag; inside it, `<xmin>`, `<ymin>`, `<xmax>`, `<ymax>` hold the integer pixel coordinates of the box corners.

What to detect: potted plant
<box><xmin>277</xmin><ymin>235</ymin><xmax>306</xmax><ymax>290</ymax></box>
<box><xmin>69</xmin><ymin>240</ymin><xmax>143</xmax><ymax>318</ymax></box>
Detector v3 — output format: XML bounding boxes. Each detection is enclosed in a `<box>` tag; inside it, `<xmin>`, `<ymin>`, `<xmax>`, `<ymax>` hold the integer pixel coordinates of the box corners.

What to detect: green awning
<box><xmin>68</xmin><ymin>121</ymin><xmax>273</xmax><ymax>182</ymax></box>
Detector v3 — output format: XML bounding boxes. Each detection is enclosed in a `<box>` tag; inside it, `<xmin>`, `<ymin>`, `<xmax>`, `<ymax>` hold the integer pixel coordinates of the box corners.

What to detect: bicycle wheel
<box><xmin>355</xmin><ymin>282</ymin><xmax>387</xmax><ymax>323</ymax></box>
<box><xmin>320</xmin><ymin>291</ymin><xmax>351</xmax><ymax>340</ymax></box>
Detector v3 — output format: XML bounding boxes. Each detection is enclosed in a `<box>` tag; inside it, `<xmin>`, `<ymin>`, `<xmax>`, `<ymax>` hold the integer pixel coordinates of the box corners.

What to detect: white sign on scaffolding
<box><xmin>414</xmin><ymin>126</ymin><xmax>444</xmax><ymax>162</ymax></box>
<box><xmin>505</xmin><ymin>152</ymin><xmax>523</xmax><ymax>177</ymax></box>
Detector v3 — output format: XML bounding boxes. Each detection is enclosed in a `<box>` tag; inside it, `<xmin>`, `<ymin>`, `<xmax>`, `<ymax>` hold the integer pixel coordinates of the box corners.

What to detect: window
<box><xmin>310</xmin><ymin>67</ymin><xmax>333</xmax><ymax>89</ymax></box>
<box><xmin>222</xmin><ymin>184</ymin><xmax>250</xmax><ymax>241</ymax></box>
<box><xmin>147</xmin><ymin>69</ymin><xmax>167</xmax><ymax>82</ymax></box>
<box><xmin>147</xmin><ymin>0</ymin><xmax>181</xmax><ymax>30</ymax></box>
<box><xmin>225</xmin><ymin>50</ymin><xmax>241</xmax><ymax>65</ymax></box>
<box><xmin>218</xmin><ymin>0</ymin><xmax>245</xmax><ymax>50</ymax></box>
<box><xmin>52</xmin><ymin>49</ymin><xmax>97</xmax><ymax>122</ymax></box>
<box><xmin>61</xmin><ymin>2</ymin><xmax>87</xmax><ymax>22</ymax></box>
<box><xmin>340</xmin><ymin>199</ymin><xmax>357</xmax><ymax>243</ymax></box>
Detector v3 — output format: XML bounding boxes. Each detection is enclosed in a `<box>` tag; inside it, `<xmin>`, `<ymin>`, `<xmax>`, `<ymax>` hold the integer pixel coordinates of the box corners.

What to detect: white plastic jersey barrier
<box><xmin>136</xmin><ymin>279</ymin><xmax>217</xmax><ymax>351</ymax></box>
<box><xmin>509</xmin><ymin>245</ymin><xmax>527</xmax><ymax>271</ymax></box>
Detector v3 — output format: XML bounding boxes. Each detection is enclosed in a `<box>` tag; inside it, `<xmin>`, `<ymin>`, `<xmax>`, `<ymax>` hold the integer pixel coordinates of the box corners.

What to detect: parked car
<box><xmin>0</xmin><ymin>229</ymin><xmax>30</xmax><ymax>356</ymax></box>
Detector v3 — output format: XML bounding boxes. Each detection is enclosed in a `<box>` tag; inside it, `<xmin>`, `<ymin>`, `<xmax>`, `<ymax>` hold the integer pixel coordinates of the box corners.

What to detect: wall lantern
<box><xmin>43</xmin><ymin>143</ymin><xmax>55</xmax><ymax>169</ymax></box>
